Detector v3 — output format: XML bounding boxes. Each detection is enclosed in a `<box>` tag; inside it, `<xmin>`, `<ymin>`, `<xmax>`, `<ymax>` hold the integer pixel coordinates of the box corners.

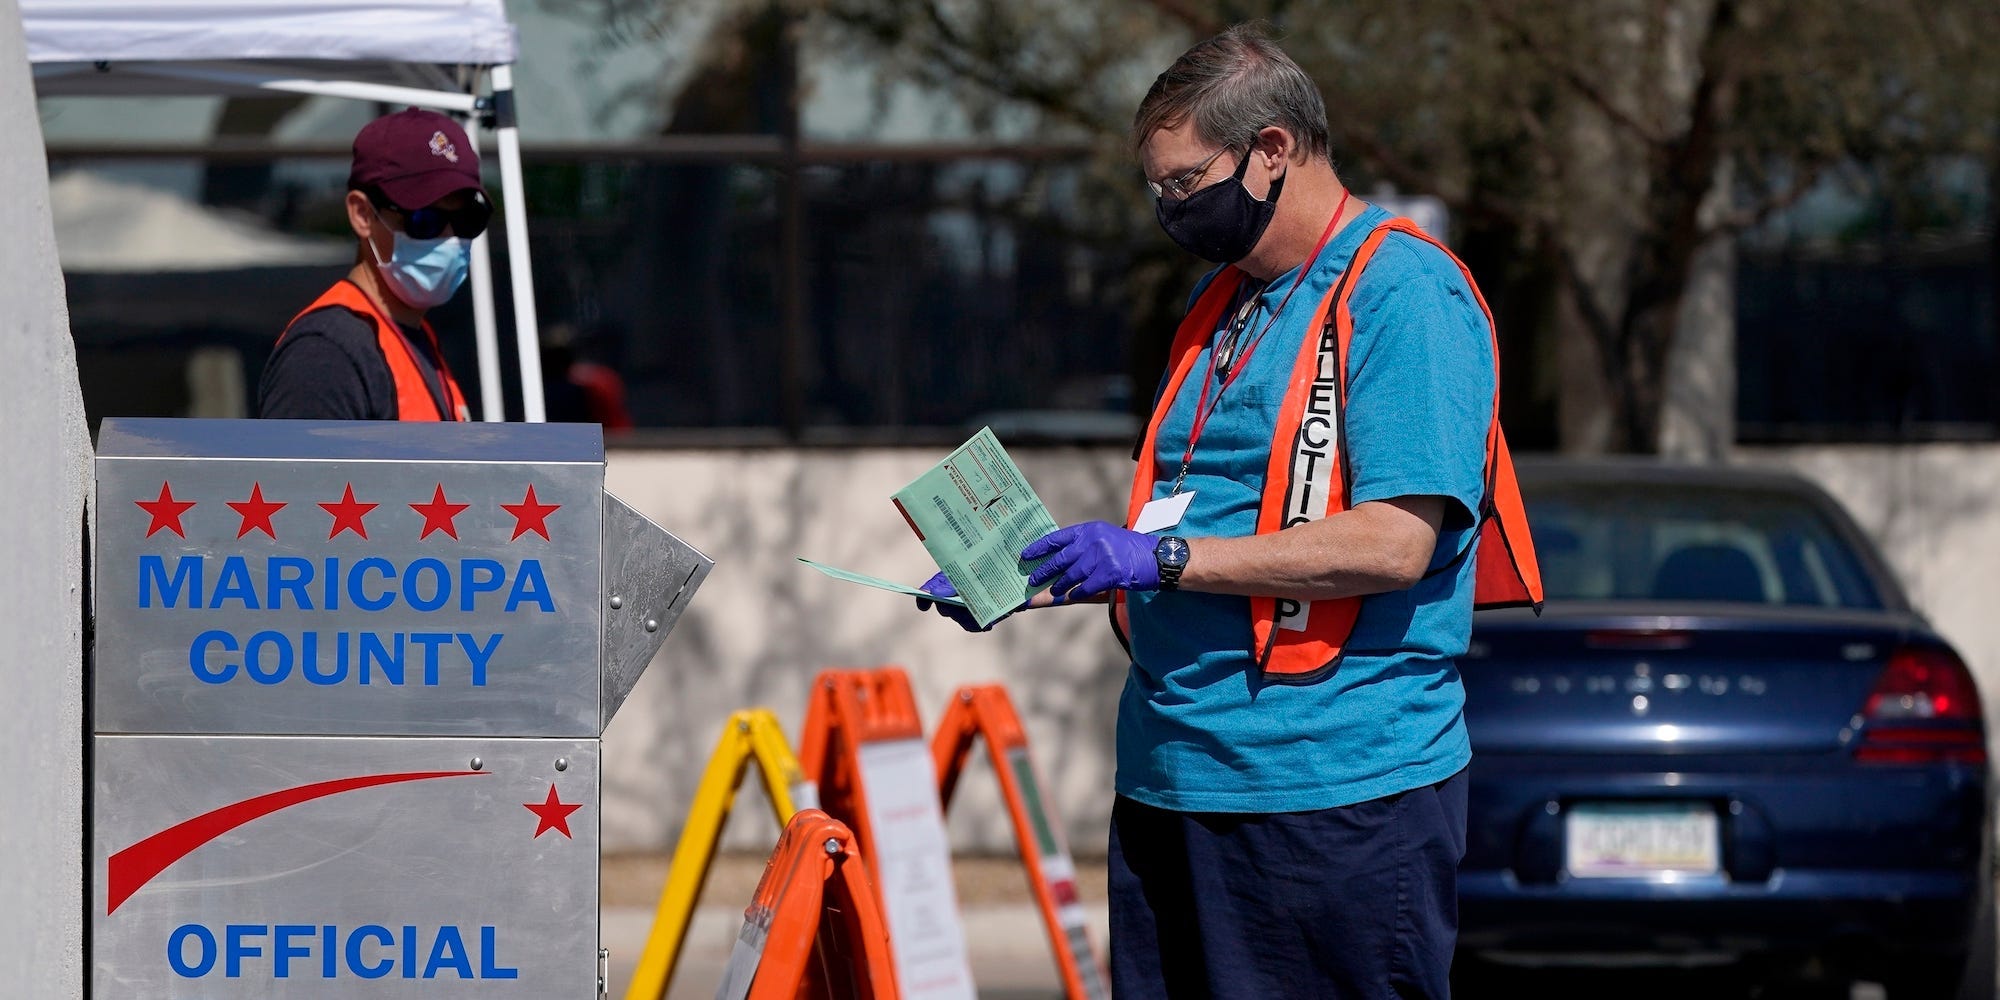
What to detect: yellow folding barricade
<box><xmin>628</xmin><ymin>676</ymin><xmax>1102</xmax><ymax>999</ymax></box>
<box><xmin>623</xmin><ymin>709</ymin><xmax>816</xmax><ymax>1000</ymax></box>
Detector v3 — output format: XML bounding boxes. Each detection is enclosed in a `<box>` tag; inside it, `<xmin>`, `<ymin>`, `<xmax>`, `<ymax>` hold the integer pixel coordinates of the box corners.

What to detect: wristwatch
<box><xmin>1154</xmin><ymin>536</ymin><xmax>1190</xmax><ymax>592</ymax></box>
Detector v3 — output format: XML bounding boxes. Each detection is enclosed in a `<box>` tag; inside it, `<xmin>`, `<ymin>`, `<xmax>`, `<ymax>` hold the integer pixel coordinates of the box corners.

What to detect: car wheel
<box><xmin>1880</xmin><ymin>896</ymin><xmax>1992</xmax><ymax>996</ymax></box>
<box><xmin>1880</xmin><ymin>967</ymin><xmax>1965</xmax><ymax>999</ymax></box>
<box><xmin>1448</xmin><ymin>955</ymin><xmax>1507</xmax><ymax>995</ymax></box>
<box><xmin>1948</xmin><ymin>888</ymin><xmax>1999</xmax><ymax>1000</ymax></box>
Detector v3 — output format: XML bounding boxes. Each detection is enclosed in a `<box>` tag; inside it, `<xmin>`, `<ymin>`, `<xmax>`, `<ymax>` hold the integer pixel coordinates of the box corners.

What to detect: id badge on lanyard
<box><xmin>1146</xmin><ymin>192</ymin><xmax>1351</xmax><ymax>535</ymax></box>
<box><xmin>1149</xmin><ymin>285</ymin><xmax>1263</xmax><ymax>530</ymax></box>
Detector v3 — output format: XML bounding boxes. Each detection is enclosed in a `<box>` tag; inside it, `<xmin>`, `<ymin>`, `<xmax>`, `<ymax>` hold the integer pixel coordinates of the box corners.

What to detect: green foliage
<box><xmin>548</xmin><ymin>0</ymin><xmax>2000</xmax><ymax>449</ymax></box>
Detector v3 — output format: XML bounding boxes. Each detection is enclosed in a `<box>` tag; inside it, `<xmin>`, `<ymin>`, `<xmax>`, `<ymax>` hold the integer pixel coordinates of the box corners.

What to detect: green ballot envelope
<box><xmin>889</xmin><ymin>427</ymin><xmax>1059</xmax><ymax>627</ymax></box>
<box><xmin>798</xmin><ymin>428</ymin><xmax>1056</xmax><ymax>628</ymax></box>
<box><xmin>796</xmin><ymin>557</ymin><xmax>967</xmax><ymax>607</ymax></box>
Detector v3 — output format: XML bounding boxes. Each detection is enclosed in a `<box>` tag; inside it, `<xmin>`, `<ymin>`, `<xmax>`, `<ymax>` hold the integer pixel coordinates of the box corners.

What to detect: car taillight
<box><xmin>1855</xmin><ymin>646</ymin><xmax>1986</xmax><ymax>765</ymax></box>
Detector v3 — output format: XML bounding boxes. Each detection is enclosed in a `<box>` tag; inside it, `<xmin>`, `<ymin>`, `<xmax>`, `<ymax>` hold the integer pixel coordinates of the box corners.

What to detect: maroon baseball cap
<box><xmin>348</xmin><ymin>108</ymin><xmax>485</xmax><ymax>209</ymax></box>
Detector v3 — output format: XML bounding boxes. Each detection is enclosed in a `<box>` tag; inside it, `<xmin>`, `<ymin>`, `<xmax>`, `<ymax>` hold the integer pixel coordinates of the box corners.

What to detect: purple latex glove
<box><xmin>1022</xmin><ymin>521</ymin><xmax>1161</xmax><ymax>601</ymax></box>
<box><xmin>915</xmin><ymin>571</ymin><xmax>993</xmax><ymax>632</ymax></box>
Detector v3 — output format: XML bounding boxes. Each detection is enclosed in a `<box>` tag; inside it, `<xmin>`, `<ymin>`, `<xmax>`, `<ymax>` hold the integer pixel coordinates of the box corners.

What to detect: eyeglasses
<box><xmin>1148</xmin><ymin>145</ymin><xmax>1236</xmax><ymax>202</ymax></box>
<box><xmin>366</xmin><ymin>188</ymin><xmax>492</xmax><ymax>240</ymax></box>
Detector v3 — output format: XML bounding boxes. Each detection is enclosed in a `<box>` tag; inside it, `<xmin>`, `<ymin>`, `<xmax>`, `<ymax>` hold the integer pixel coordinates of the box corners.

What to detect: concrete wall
<box><xmin>601</xmin><ymin>442</ymin><xmax>2000</xmax><ymax>857</ymax></box>
<box><xmin>1745</xmin><ymin>445</ymin><xmax>2000</xmax><ymax>710</ymax></box>
<box><xmin>0</xmin><ymin>2</ymin><xmax>92</xmax><ymax>995</ymax></box>
<box><xmin>600</xmin><ymin>447</ymin><xmax>1137</xmax><ymax>855</ymax></box>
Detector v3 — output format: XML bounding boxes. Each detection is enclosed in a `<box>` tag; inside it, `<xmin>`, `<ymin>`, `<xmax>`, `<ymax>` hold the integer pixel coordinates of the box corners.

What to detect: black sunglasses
<box><xmin>364</xmin><ymin>187</ymin><xmax>492</xmax><ymax>240</ymax></box>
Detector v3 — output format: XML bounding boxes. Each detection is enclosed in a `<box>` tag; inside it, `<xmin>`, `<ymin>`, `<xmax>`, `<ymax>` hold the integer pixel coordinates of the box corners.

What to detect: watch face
<box><xmin>1158</xmin><ymin>537</ymin><xmax>1189</xmax><ymax>566</ymax></box>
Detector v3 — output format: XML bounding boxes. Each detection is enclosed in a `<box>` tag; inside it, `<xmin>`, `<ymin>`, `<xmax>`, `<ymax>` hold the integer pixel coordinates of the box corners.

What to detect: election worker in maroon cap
<box><xmin>257</xmin><ymin>108</ymin><xmax>493</xmax><ymax>421</ymax></box>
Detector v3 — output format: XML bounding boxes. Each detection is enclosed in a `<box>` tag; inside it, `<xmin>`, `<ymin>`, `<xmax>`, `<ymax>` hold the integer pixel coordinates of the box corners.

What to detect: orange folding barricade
<box><xmin>711</xmin><ymin>808</ymin><xmax>897</xmax><ymax>1000</ymax></box>
<box><xmin>800</xmin><ymin>668</ymin><xmax>1105</xmax><ymax>1000</ymax></box>
<box><xmin>932</xmin><ymin>685</ymin><xmax>1110</xmax><ymax>1000</ymax></box>
<box><xmin>797</xmin><ymin>667</ymin><xmax>928</xmax><ymax>857</ymax></box>
<box><xmin>798</xmin><ymin>668</ymin><xmax>977</xmax><ymax>999</ymax></box>
<box><xmin>625</xmin><ymin>709</ymin><xmax>814</xmax><ymax>1000</ymax></box>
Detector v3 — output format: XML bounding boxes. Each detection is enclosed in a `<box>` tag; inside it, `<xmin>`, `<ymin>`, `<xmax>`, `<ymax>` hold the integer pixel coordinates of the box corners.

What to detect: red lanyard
<box><xmin>1172</xmin><ymin>190</ymin><xmax>1350</xmax><ymax>494</ymax></box>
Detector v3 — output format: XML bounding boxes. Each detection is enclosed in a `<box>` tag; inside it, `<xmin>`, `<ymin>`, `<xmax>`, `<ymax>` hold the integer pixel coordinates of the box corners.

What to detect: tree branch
<box><xmin>825</xmin><ymin>2</ymin><xmax>1118</xmax><ymax>136</ymax></box>
<box><xmin>1331</xmin><ymin>122</ymin><xmax>1538</xmax><ymax>233</ymax></box>
<box><xmin>1135</xmin><ymin>0</ymin><xmax>1223</xmax><ymax>37</ymax></box>
<box><xmin>1551</xmin><ymin>240</ymin><xmax>1623</xmax><ymax>361</ymax></box>
<box><xmin>1477</xmin><ymin>0</ymin><xmax>1668</xmax><ymax>146</ymax></box>
<box><xmin>1711</xmin><ymin>158</ymin><xmax>1825</xmax><ymax>234</ymax></box>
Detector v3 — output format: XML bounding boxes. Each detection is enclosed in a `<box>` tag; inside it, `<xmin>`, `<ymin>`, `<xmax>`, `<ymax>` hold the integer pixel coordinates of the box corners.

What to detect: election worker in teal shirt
<box><xmin>918</xmin><ymin>23</ymin><xmax>1536</xmax><ymax>1000</ymax></box>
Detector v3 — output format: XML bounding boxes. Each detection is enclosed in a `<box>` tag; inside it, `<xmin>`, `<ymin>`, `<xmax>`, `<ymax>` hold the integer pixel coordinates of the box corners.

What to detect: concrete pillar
<box><xmin>0</xmin><ymin>2</ymin><xmax>91</xmax><ymax>996</ymax></box>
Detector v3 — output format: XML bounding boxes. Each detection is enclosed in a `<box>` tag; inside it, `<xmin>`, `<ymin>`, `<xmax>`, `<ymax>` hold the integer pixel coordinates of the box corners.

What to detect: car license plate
<box><xmin>1564</xmin><ymin>802</ymin><xmax>1719</xmax><ymax>878</ymax></box>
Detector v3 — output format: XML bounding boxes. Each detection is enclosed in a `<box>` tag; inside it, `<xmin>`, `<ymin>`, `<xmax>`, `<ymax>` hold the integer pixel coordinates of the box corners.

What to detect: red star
<box><xmin>410</xmin><ymin>484</ymin><xmax>471</xmax><ymax>540</ymax></box>
<box><xmin>226</xmin><ymin>483</ymin><xmax>287</xmax><ymax>540</ymax></box>
<box><xmin>499</xmin><ymin>484</ymin><xmax>561</xmax><ymax>541</ymax></box>
<box><xmin>318</xmin><ymin>483</ymin><xmax>379</xmax><ymax>539</ymax></box>
<box><xmin>135</xmin><ymin>482</ymin><xmax>196</xmax><ymax>538</ymax></box>
<box><xmin>524</xmin><ymin>784</ymin><xmax>582</xmax><ymax>839</ymax></box>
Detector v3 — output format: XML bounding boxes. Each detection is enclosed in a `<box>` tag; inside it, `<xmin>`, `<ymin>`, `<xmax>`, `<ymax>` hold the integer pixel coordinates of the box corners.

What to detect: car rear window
<box><xmin>1524</xmin><ymin>483</ymin><xmax>1885</xmax><ymax>608</ymax></box>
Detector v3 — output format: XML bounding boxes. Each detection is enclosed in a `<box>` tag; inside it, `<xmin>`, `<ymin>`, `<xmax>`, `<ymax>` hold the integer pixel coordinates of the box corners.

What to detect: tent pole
<box><xmin>489</xmin><ymin>64</ymin><xmax>546</xmax><ymax>423</ymax></box>
<box><xmin>130</xmin><ymin>64</ymin><xmax>480</xmax><ymax>112</ymax></box>
<box><xmin>463</xmin><ymin>116</ymin><xmax>505</xmax><ymax>422</ymax></box>
<box><xmin>466</xmin><ymin>230</ymin><xmax>505</xmax><ymax>421</ymax></box>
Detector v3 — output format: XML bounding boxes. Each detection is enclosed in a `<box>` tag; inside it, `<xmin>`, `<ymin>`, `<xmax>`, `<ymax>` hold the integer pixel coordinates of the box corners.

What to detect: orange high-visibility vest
<box><xmin>1114</xmin><ymin>218</ymin><xmax>1543</xmax><ymax>685</ymax></box>
<box><xmin>280</xmin><ymin>279</ymin><xmax>470</xmax><ymax>421</ymax></box>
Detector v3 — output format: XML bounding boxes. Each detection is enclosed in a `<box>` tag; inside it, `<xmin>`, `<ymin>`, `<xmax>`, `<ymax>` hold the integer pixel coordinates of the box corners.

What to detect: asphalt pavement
<box><xmin>600</xmin><ymin>852</ymin><xmax>1945</xmax><ymax>1000</ymax></box>
<box><xmin>602</xmin><ymin>852</ymin><xmax>1098</xmax><ymax>1000</ymax></box>
<box><xmin>604</xmin><ymin>900</ymin><xmax>1097</xmax><ymax>999</ymax></box>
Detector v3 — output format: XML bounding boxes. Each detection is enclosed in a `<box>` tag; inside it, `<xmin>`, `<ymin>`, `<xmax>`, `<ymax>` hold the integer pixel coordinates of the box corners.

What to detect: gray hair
<box><xmin>1132</xmin><ymin>23</ymin><xmax>1331</xmax><ymax>163</ymax></box>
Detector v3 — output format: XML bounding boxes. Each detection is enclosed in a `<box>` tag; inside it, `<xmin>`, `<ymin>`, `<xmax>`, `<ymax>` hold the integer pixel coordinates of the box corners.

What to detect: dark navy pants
<box><xmin>1107</xmin><ymin>770</ymin><xmax>1468</xmax><ymax>999</ymax></box>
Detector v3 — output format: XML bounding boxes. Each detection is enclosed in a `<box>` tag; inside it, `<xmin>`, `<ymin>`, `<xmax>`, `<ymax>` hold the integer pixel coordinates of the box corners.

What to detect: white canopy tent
<box><xmin>22</xmin><ymin>0</ymin><xmax>547</xmax><ymax>422</ymax></box>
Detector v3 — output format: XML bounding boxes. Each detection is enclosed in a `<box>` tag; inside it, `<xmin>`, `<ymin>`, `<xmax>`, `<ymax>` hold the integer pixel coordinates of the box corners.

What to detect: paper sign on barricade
<box><xmin>799</xmin><ymin>668</ymin><xmax>977</xmax><ymax>1000</ymax></box>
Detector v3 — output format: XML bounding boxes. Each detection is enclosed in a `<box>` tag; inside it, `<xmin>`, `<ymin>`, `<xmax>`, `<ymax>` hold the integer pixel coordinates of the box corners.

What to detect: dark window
<box><xmin>57</xmin><ymin>151</ymin><xmax>1137</xmax><ymax>442</ymax></box>
<box><xmin>1736</xmin><ymin>166</ymin><xmax>1997</xmax><ymax>443</ymax></box>
<box><xmin>519</xmin><ymin>158</ymin><xmax>1132</xmax><ymax>434</ymax></box>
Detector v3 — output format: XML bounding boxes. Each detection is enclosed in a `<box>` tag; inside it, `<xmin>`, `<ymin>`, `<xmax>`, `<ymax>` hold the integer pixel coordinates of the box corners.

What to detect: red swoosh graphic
<box><xmin>107</xmin><ymin>770</ymin><xmax>486</xmax><ymax>915</ymax></box>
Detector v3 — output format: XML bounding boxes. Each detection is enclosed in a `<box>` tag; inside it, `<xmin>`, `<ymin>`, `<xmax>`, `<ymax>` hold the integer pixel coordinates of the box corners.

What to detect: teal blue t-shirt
<box><xmin>1118</xmin><ymin>204</ymin><xmax>1495</xmax><ymax>814</ymax></box>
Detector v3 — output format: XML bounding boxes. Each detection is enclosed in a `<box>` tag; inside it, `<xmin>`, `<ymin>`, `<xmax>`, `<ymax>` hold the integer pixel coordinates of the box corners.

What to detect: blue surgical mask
<box><xmin>369</xmin><ymin>211</ymin><xmax>469</xmax><ymax>310</ymax></box>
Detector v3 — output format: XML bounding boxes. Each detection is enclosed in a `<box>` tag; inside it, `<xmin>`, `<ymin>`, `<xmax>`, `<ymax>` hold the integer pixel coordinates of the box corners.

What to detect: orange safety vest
<box><xmin>280</xmin><ymin>280</ymin><xmax>470</xmax><ymax>421</ymax></box>
<box><xmin>1113</xmin><ymin>218</ymin><xmax>1543</xmax><ymax>684</ymax></box>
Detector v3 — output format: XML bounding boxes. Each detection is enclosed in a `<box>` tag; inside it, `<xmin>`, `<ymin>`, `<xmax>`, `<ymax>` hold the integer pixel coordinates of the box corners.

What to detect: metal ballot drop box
<box><xmin>90</xmin><ymin>418</ymin><xmax>711</xmax><ymax>998</ymax></box>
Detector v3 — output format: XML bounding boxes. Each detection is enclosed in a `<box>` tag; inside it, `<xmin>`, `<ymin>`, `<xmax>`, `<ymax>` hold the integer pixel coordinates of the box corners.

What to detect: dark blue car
<box><xmin>1457</xmin><ymin>460</ymin><xmax>1993</xmax><ymax>997</ymax></box>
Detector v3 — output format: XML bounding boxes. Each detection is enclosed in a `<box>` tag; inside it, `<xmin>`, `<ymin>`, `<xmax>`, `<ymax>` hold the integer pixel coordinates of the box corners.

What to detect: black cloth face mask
<box><xmin>1155</xmin><ymin>148</ymin><xmax>1287</xmax><ymax>264</ymax></box>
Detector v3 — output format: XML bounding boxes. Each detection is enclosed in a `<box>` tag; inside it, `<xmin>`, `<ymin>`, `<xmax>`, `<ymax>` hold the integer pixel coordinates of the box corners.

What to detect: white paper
<box><xmin>856</xmin><ymin>739</ymin><xmax>976</xmax><ymax>1000</ymax></box>
<box><xmin>1133</xmin><ymin>491</ymin><xmax>1195</xmax><ymax>534</ymax></box>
